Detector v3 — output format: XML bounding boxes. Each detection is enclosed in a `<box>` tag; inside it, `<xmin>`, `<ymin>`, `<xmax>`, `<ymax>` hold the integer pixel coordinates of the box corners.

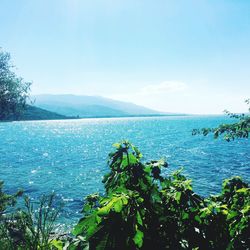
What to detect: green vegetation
<box><xmin>0</xmin><ymin>49</ymin><xmax>31</xmax><ymax>120</ymax></box>
<box><xmin>0</xmin><ymin>187</ymin><xmax>62</xmax><ymax>250</ymax></box>
<box><xmin>0</xmin><ymin>49</ymin><xmax>76</xmax><ymax>121</ymax></box>
<box><xmin>66</xmin><ymin>141</ymin><xmax>249</xmax><ymax>250</ymax></box>
<box><xmin>0</xmin><ymin>181</ymin><xmax>22</xmax><ymax>217</ymax></box>
<box><xmin>192</xmin><ymin>99</ymin><xmax>250</xmax><ymax>141</ymax></box>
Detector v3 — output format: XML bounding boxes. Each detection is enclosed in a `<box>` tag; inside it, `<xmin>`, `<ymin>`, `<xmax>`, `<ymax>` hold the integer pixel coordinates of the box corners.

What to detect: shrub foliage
<box><xmin>0</xmin><ymin>49</ymin><xmax>31</xmax><ymax>120</ymax></box>
<box><xmin>0</xmin><ymin>187</ymin><xmax>61</xmax><ymax>250</ymax></box>
<box><xmin>192</xmin><ymin>99</ymin><xmax>250</xmax><ymax>141</ymax></box>
<box><xmin>70</xmin><ymin>141</ymin><xmax>250</xmax><ymax>250</ymax></box>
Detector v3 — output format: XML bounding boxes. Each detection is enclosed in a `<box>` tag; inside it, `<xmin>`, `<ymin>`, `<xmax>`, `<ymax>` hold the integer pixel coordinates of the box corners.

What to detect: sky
<box><xmin>0</xmin><ymin>0</ymin><xmax>250</xmax><ymax>114</ymax></box>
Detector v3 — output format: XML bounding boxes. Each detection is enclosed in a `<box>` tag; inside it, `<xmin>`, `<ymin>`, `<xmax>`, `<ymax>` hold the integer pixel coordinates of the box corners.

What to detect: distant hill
<box><xmin>17</xmin><ymin>105</ymin><xmax>72</xmax><ymax>120</ymax></box>
<box><xmin>32</xmin><ymin>94</ymin><xmax>167</xmax><ymax>118</ymax></box>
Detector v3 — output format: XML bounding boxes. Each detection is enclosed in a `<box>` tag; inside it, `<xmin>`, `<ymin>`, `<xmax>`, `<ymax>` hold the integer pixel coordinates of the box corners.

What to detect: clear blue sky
<box><xmin>1</xmin><ymin>0</ymin><xmax>249</xmax><ymax>114</ymax></box>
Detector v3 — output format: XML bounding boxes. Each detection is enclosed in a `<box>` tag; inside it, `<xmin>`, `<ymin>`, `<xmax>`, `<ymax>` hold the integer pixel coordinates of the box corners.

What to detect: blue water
<box><xmin>0</xmin><ymin>116</ymin><xmax>249</xmax><ymax>225</ymax></box>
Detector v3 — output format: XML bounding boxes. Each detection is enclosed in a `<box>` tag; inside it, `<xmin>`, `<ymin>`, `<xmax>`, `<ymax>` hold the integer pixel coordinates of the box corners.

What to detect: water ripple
<box><xmin>0</xmin><ymin>116</ymin><xmax>249</xmax><ymax>223</ymax></box>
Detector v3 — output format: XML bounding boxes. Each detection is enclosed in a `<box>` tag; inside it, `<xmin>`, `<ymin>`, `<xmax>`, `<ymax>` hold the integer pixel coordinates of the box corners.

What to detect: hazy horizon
<box><xmin>1</xmin><ymin>0</ymin><xmax>250</xmax><ymax>114</ymax></box>
<box><xmin>31</xmin><ymin>93</ymin><xmax>249</xmax><ymax>115</ymax></box>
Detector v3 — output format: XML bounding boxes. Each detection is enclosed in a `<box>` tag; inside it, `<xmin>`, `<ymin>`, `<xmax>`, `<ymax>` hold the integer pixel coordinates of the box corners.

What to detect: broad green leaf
<box><xmin>220</xmin><ymin>204</ymin><xmax>228</xmax><ymax>209</ymax></box>
<box><xmin>199</xmin><ymin>207</ymin><xmax>211</xmax><ymax>218</ymax></box>
<box><xmin>221</xmin><ymin>209</ymin><xmax>228</xmax><ymax>215</ymax></box>
<box><xmin>87</xmin><ymin>224</ymin><xmax>103</xmax><ymax>238</ymax></box>
<box><xmin>113</xmin><ymin>198</ymin><xmax>123</xmax><ymax>212</ymax></box>
<box><xmin>128</xmin><ymin>153</ymin><xmax>138</xmax><ymax>164</ymax></box>
<box><xmin>73</xmin><ymin>213</ymin><xmax>98</xmax><ymax>236</ymax></box>
<box><xmin>227</xmin><ymin>211</ymin><xmax>238</xmax><ymax>220</ymax></box>
<box><xmin>194</xmin><ymin>215</ymin><xmax>202</xmax><ymax>223</ymax></box>
<box><xmin>96</xmin><ymin>215</ymin><xmax>102</xmax><ymax>223</ymax></box>
<box><xmin>83</xmin><ymin>203</ymin><xmax>91</xmax><ymax>213</ymax></box>
<box><xmin>136</xmin><ymin>211</ymin><xmax>143</xmax><ymax>226</ymax></box>
<box><xmin>97</xmin><ymin>206</ymin><xmax>111</xmax><ymax>216</ymax></box>
<box><xmin>182</xmin><ymin>212</ymin><xmax>189</xmax><ymax>220</ymax></box>
<box><xmin>133</xmin><ymin>229</ymin><xmax>144</xmax><ymax>248</ymax></box>
<box><xmin>236</xmin><ymin>187</ymin><xmax>249</xmax><ymax>193</ymax></box>
<box><xmin>175</xmin><ymin>192</ymin><xmax>181</xmax><ymax>203</ymax></box>
<box><xmin>241</xmin><ymin>205</ymin><xmax>250</xmax><ymax>214</ymax></box>
<box><xmin>121</xmin><ymin>196</ymin><xmax>128</xmax><ymax>205</ymax></box>
<box><xmin>50</xmin><ymin>239</ymin><xmax>63</xmax><ymax>250</ymax></box>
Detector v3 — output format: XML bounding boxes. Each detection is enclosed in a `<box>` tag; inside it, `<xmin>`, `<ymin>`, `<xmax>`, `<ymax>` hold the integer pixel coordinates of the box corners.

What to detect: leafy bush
<box><xmin>192</xmin><ymin>99</ymin><xmax>250</xmax><ymax>141</ymax></box>
<box><xmin>0</xmin><ymin>49</ymin><xmax>31</xmax><ymax>120</ymax></box>
<box><xmin>0</xmin><ymin>181</ymin><xmax>23</xmax><ymax>249</ymax></box>
<box><xmin>0</xmin><ymin>186</ymin><xmax>62</xmax><ymax>250</ymax></box>
<box><xmin>0</xmin><ymin>181</ymin><xmax>22</xmax><ymax>217</ymax></box>
<box><xmin>71</xmin><ymin>141</ymin><xmax>249</xmax><ymax>250</ymax></box>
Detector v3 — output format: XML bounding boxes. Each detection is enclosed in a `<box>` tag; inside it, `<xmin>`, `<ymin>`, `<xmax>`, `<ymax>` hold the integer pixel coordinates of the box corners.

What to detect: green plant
<box><xmin>13</xmin><ymin>194</ymin><xmax>61</xmax><ymax>249</ymax></box>
<box><xmin>0</xmin><ymin>190</ymin><xmax>62</xmax><ymax>250</ymax></box>
<box><xmin>203</xmin><ymin>177</ymin><xmax>250</xmax><ymax>249</ymax></box>
<box><xmin>0</xmin><ymin>181</ymin><xmax>23</xmax><ymax>249</ymax></box>
<box><xmin>192</xmin><ymin>99</ymin><xmax>250</xmax><ymax>141</ymax></box>
<box><xmin>0</xmin><ymin>49</ymin><xmax>31</xmax><ymax>120</ymax></box>
<box><xmin>0</xmin><ymin>181</ymin><xmax>22</xmax><ymax>217</ymax></box>
<box><xmin>72</xmin><ymin>141</ymin><xmax>250</xmax><ymax>249</ymax></box>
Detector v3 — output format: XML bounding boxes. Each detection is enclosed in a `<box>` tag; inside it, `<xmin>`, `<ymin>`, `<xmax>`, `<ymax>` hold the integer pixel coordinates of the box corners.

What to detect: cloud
<box><xmin>107</xmin><ymin>81</ymin><xmax>188</xmax><ymax>102</ymax></box>
<box><xmin>140</xmin><ymin>81</ymin><xmax>188</xmax><ymax>96</ymax></box>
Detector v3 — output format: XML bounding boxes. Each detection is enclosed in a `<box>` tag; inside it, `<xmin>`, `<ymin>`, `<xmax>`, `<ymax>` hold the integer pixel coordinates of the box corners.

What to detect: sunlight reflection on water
<box><xmin>0</xmin><ymin>116</ymin><xmax>249</xmax><ymax>224</ymax></box>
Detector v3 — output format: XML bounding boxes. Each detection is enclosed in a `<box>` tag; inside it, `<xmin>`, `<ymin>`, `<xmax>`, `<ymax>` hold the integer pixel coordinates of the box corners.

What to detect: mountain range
<box><xmin>15</xmin><ymin>94</ymin><xmax>185</xmax><ymax>121</ymax></box>
<box><xmin>31</xmin><ymin>94</ymin><xmax>167</xmax><ymax>118</ymax></box>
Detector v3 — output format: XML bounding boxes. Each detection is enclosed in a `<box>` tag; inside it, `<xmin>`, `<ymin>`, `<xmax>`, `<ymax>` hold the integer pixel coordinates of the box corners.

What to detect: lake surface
<box><xmin>0</xmin><ymin>116</ymin><xmax>249</xmax><ymax>225</ymax></box>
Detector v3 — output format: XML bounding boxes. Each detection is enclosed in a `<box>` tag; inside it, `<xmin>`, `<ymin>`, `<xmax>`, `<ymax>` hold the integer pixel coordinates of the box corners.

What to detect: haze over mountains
<box><xmin>31</xmin><ymin>94</ymin><xmax>167</xmax><ymax>118</ymax></box>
